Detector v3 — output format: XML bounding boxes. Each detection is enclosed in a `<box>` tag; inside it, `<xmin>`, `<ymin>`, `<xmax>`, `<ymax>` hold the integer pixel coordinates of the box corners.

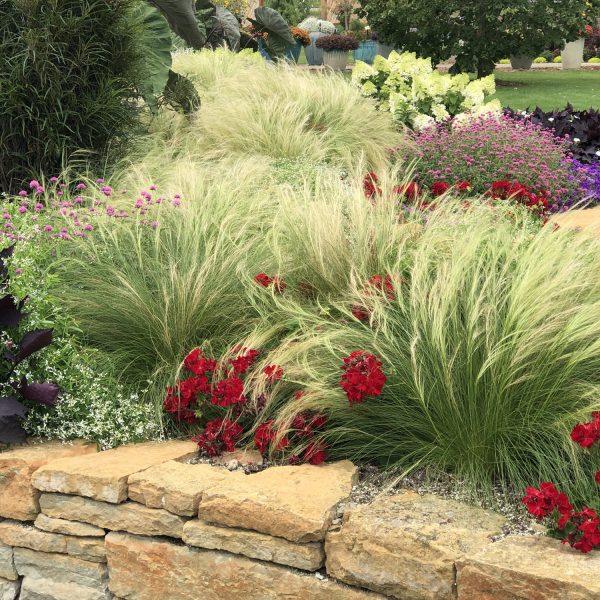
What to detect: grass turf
<box><xmin>491</xmin><ymin>69</ymin><xmax>600</xmax><ymax>111</ymax></box>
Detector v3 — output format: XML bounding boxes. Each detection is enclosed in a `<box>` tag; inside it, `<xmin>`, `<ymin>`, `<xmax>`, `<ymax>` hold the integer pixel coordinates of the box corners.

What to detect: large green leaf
<box><xmin>195</xmin><ymin>0</ymin><xmax>217</xmax><ymax>39</ymax></box>
<box><xmin>136</xmin><ymin>3</ymin><xmax>173</xmax><ymax>112</ymax></box>
<box><xmin>148</xmin><ymin>0</ymin><xmax>206</xmax><ymax>49</ymax></box>
<box><xmin>249</xmin><ymin>7</ymin><xmax>294</xmax><ymax>58</ymax></box>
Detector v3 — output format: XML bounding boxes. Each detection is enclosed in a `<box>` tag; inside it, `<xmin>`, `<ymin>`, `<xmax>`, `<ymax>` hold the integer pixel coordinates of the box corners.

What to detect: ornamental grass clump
<box><xmin>256</xmin><ymin>198</ymin><xmax>600</xmax><ymax>505</ymax></box>
<box><xmin>408</xmin><ymin>113</ymin><xmax>587</xmax><ymax>209</ymax></box>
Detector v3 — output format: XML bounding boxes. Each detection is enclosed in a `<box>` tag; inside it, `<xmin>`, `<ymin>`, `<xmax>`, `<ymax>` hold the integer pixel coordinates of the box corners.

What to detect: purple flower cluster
<box><xmin>1</xmin><ymin>177</ymin><xmax>183</xmax><ymax>244</ymax></box>
<box><xmin>409</xmin><ymin>114</ymin><xmax>588</xmax><ymax>210</ymax></box>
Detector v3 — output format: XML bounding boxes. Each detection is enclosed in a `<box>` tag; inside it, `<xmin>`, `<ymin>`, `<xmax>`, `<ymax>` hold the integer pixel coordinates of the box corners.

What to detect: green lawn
<box><xmin>491</xmin><ymin>70</ymin><xmax>600</xmax><ymax>110</ymax></box>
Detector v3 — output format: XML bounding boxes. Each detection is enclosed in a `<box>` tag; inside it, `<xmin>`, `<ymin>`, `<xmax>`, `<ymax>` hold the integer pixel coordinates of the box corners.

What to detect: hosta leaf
<box><xmin>135</xmin><ymin>3</ymin><xmax>173</xmax><ymax>113</ymax></box>
<box><xmin>149</xmin><ymin>0</ymin><xmax>206</xmax><ymax>49</ymax></box>
<box><xmin>16</xmin><ymin>329</ymin><xmax>53</xmax><ymax>363</ymax></box>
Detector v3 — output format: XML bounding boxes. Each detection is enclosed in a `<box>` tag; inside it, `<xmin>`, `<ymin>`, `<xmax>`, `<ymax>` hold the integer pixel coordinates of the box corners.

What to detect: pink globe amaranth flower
<box><xmin>96</xmin><ymin>178</ymin><xmax>105</xmax><ymax>184</ymax></box>
<box><xmin>29</xmin><ymin>180</ymin><xmax>39</xmax><ymax>189</ymax></box>
<box><xmin>14</xmin><ymin>268</ymin><xmax>22</xmax><ymax>275</ymax></box>
<box><xmin>101</xmin><ymin>186</ymin><xmax>113</xmax><ymax>196</ymax></box>
<box><xmin>35</xmin><ymin>186</ymin><xmax>44</xmax><ymax>194</ymax></box>
<box><xmin>3</xmin><ymin>213</ymin><xmax>11</xmax><ymax>220</ymax></box>
<box><xmin>57</xmin><ymin>191</ymin><xmax>64</xmax><ymax>197</ymax></box>
<box><xmin>49</xmin><ymin>176</ymin><xmax>58</xmax><ymax>183</ymax></box>
<box><xmin>172</xmin><ymin>199</ymin><xmax>181</xmax><ymax>207</ymax></box>
<box><xmin>149</xmin><ymin>185</ymin><xmax>157</xmax><ymax>191</ymax></box>
<box><xmin>18</xmin><ymin>206</ymin><xmax>27</xmax><ymax>214</ymax></box>
<box><xmin>59</xmin><ymin>227</ymin><xmax>68</xmax><ymax>234</ymax></box>
<box><xmin>18</xmin><ymin>190</ymin><xmax>27</xmax><ymax>197</ymax></box>
<box><xmin>83</xmin><ymin>224</ymin><xmax>93</xmax><ymax>231</ymax></box>
<box><xmin>43</xmin><ymin>225</ymin><xmax>53</xmax><ymax>232</ymax></box>
<box><xmin>74</xmin><ymin>197</ymin><xmax>82</xmax><ymax>204</ymax></box>
<box><xmin>76</xmin><ymin>183</ymin><xmax>87</xmax><ymax>191</ymax></box>
<box><xmin>34</xmin><ymin>203</ymin><xmax>43</xmax><ymax>212</ymax></box>
<box><xmin>174</xmin><ymin>193</ymin><xmax>182</xmax><ymax>199</ymax></box>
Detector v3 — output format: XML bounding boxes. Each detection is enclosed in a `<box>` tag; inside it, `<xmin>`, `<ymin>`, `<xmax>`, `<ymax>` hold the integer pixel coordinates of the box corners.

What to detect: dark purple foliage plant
<box><xmin>0</xmin><ymin>245</ymin><xmax>59</xmax><ymax>444</ymax></box>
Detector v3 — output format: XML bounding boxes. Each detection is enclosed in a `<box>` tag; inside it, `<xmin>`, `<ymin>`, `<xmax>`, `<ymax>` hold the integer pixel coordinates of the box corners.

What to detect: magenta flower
<box><xmin>29</xmin><ymin>180</ymin><xmax>39</xmax><ymax>189</ymax></box>
<box><xmin>76</xmin><ymin>183</ymin><xmax>87</xmax><ymax>191</ymax></box>
<box><xmin>18</xmin><ymin>190</ymin><xmax>27</xmax><ymax>197</ymax></box>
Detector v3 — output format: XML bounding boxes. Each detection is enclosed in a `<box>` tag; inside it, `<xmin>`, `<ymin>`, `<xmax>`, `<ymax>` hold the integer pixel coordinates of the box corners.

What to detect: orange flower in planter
<box><xmin>290</xmin><ymin>26</ymin><xmax>311</xmax><ymax>46</ymax></box>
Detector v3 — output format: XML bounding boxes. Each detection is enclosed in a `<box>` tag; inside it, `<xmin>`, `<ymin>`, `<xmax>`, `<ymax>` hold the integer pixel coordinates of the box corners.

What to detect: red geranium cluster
<box><xmin>363</xmin><ymin>172</ymin><xmax>382</xmax><ymax>199</ymax></box>
<box><xmin>263</xmin><ymin>364</ymin><xmax>284</xmax><ymax>382</ymax></box>
<box><xmin>340</xmin><ymin>350</ymin><xmax>386</xmax><ymax>405</ymax></box>
<box><xmin>523</xmin><ymin>482</ymin><xmax>600</xmax><ymax>553</ymax></box>
<box><xmin>254</xmin><ymin>273</ymin><xmax>286</xmax><ymax>293</ymax></box>
<box><xmin>430</xmin><ymin>180</ymin><xmax>472</xmax><ymax>196</ymax></box>
<box><xmin>254</xmin><ymin>409</ymin><xmax>328</xmax><ymax>464</ymax></box>
<box><xmin>571</xmin><ymin>412</ymin><xmax>600</xmax><ymax>448</ymax></box>
<box><xmin>352</xmin><ymin>274</ymin><xmax>397</xmax><ymax>322</ymax></box>
<box><xmin>489</xmin><ymin>180</ymin><xmax>549</xmax><ymax>213</ymax></box>
<box><xmin>192</xmin><ymin>418</ymin><xmax>244</xmax><ymax>457</ymax></box>
<box><xmin>523</xmin><ymin>412</ymin><xmax>600</xmax><ymax>553</ymax></box>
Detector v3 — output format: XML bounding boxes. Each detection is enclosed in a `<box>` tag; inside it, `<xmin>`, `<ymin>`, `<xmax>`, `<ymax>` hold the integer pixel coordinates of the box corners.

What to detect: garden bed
<box><xmin>0</xmin><ymin>440</ymin><xmax>599</xmax><ymax>600</ymax></box>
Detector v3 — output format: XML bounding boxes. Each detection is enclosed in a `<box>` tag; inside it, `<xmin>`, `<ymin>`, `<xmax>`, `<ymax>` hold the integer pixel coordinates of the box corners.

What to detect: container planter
<box><xmin>315</xmin><ymin>34</ymin><xmax>359</xmax><ymax>69</ymax></box>
<box><xmin>323</xmin><ymin>50</ymin><xmax>349</xmax><ymax>70</ymax></box>
<box><xmin>376</xmin><ymin>42</ymin><xmax>394</xmax><ymax>59</ymax></box>
<box><xmin>354</xmin><ymin>40</ymin><xmax>377</xmax><ymax>64</ymax></box>
<box><xmin>257</xmin><ymin>39</ymin><xmax>272</xmax><ymax>62</ymax></box>
<box><xmin>284</xmin><ymin>40</ymin><xmax>302</xmax><ymax>63</ymax></box>
<box><xmin>561</xmin><ymin>38</ymin><xmax>585</xmax><ymax>69</ymax></box>
<box><xmin>305</xmin><ymin>32</ymin><xmax>325</xmax><ymax>65</ymax></box>
<box><xmin>509</xmin><ymin>55</ymin><xmax>533</xmax><ymax>70</ymax></box>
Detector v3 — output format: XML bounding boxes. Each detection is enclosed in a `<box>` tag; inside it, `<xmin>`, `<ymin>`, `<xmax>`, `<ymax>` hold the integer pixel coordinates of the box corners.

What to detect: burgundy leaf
<box><xmin>0</xmin><ymin>395</ymin><xmax>26</xmax><ymax>418</ymax></box>
<box><xmin>16</xmin><ymin>329</ymin><xmax>53</xmax><ymax>363</ymax></box>
<box><xmin>19</xmin><ymin>381</ymin><xmax>60</xmax><ymax>406</ymax></box>
<box><xmin>0</xmin><ymin>244</ymin><xmax>15</xmax><ymax>281</ymax></box>
<box><xmin>0</xmin><ymin>295</ymin><xmax>26</xmax><ymax>328</ymax></box>
<box><xmin>0</xmin><ymin>416</ymin><xmax>27</xmax><ymax>444</ymax></box>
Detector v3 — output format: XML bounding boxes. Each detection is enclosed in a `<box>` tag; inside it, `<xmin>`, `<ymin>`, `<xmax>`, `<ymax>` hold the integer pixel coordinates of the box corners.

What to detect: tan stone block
<box><xmin>128</xmin><ymin>461</ymin><xmax>231</xmax><ymax>516</ymax></box>
<box><xmin>105</xmin><ymin>532</ymin><xmax>384</xmax><ymax>600</ymax></box>
<box><xmin>0</xmin><ymin>440</ymin><xmax>96</xmax><ymax>520</ymax></box>
<box><xmin>0</xmin><ymin>520</ymin><xmax>105</xmax><ymax>562</ymax></box>
<box><xmin>0</xmin><ymin>578</ymin><xmax>20</xmax><ymax>600</ymax></box>
<box><xmin>456</xmin><ymin>535</ymin><xmax>600</xmax><ymax>599</ymax></box>
<box><xmin>325</xmin><ymin>491</ymin><xmax>505</xmax><ymax>600</ymax></box>
<box><xmin>212</xmin><ymin>449</ymin><xmax>263</xmax><ymax>466</ymax></box>
<box><xmin>19</xmin><ymin>577</ymin><xmax>109</xmax><ymax>600</ymax></box>
<box><xmin>182</xmin><ymin>519</ymin><xmax>324</xmax><ymax>571</ymax></box>
<box><xmin>34</xmin><ymin>513</ymin><xmax>105</xmax><ymax>537</ymax></box>
<box><xmin>13</xmin><ymin>547</ymin><xmax>108</xmax><ymax>590</ymax></box>
<box><xmin>200</xmin><ymin>460</ymin><xmax>358</xmax><ymax>542</ymax></box>
<box><xmin>32</xmin><ymin>441</ymin><xmax>197</xmax><ymax>503</ymax></box>
<box><xmin>40</xmin><ymin>493</ymin><xmax>186</xmax><ymax>538</ymax></box>
<box><xmin>0</xmin><ymin>543</ymin><xmax>17</xmax><ymax>580</ymax></box>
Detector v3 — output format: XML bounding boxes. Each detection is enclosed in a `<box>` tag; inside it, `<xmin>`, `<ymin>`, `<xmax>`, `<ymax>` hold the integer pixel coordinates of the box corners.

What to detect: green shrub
<box><xmin>533</xmin><ymin>56</ymin><xmax>548</xmax><ymax>63</ymax></box>
<box><xmin>257</xmin><ymin>199</ymin><xmax>600</xmax><ymax>505</ymax></box>
<box><xmin>588</xmin><ymin>57</ymin><xmax>600</xmax><ymax>63</ymax></box>
<box><xmin>498</xmin><ymin>58</ymin><xmax>510</xmax><ymax>64</ymax></box>
<box><xmin>0</xmin><ymin>0</ymin><xmax>143</xmax><ymax>192</ymax></box>
<box><xmin>553</xmin><ymin>55</ymin><xmax>563</xmax><ymax>63</ymax></box>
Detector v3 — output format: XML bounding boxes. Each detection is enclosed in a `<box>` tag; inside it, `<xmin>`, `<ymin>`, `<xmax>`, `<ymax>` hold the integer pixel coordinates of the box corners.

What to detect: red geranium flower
<box><xmin>393</xmin><ymin>182</ymin><xmax>420</xmax><ymax>200</ymax></box>
<box><xmin>210</xmin><ymin>376</ymin><xmax>245</xmax><ymax>407</ymax></box>
<box><xmin>263</xmin><ymin>364</ymin><xmax>284</xmax><ymax>382</ymax></box>
<box><xmin>255</xmin><ymin>273</ymin><xmax>272</xmax><ymax>287</ymax></box>
<box><xmin>340</xmin><ymin>350</ymin><xmax>386</xmax><ymax>405</ymax></box>
<box><xmin>454</xmin><ymin>181</ymin><xmax>471</xmax><ymax>191</ymax></box>
<box><xmin>254</xmin><ymin>420</ymin><xmax>289</xmax><ymax>455</ymax></box>
<box><xmin>231</xmin><ymin>348</ymin><xmax>259</xmax><ymax>374</ymax></box>
<box><xmin>193</xmin><ymin>418</ymin><xmax>244</xmax><ymax>457</ymax></box>
<box><xmin>431</xmin><ymin>181</ymin><xmax>450</xmax><ymax>196</ymax></box>
<box><xmin>596</xmin><ymin>471</ymin><xmax>600</xmax><ymax>485</ymax></box>
<box><xmin>183</xmin><ymin>348</ymin><xmax>217</xmax><ymax>375</ymax></box>
<box><xmin>304</xmin><ymin>439</ymin><xmax>328</xmax><ymax>465</ymax></box>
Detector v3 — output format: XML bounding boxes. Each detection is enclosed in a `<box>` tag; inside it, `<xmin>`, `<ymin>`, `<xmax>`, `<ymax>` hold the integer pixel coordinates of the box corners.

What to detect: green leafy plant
<box><xmin>249</xmin><ymin>7</ymin><xmax>296</xmax><ymax>58</ymax></box>
<box><xmin>356</xmin><ymin>0</ymin><xmax>600</xmax><ymax>76</ymax></box>
<box><xmin>0</xmin><ymin>0</ymin><xmax>144</xmax><ymax>193</ymax></box>
<box><xmin>265</xmin><ymin>0</ymin><xmax>313</xmax><ymax>27</ymax></box>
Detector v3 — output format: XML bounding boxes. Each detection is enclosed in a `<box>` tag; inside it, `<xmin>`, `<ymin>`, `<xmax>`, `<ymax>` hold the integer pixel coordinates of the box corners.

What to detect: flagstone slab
<box><xmin>32</xmin><ymin>441</ymin><xmax>197</xmax><ymax>503</ymax></box>
<box><xmin>0</xmin><ymin>578</ymin><xmax>20</xmax><ymax>600</ymax></box>
<box><xmin>199</xmin><ymin>460</ymin><xmax>358</xmax><ymax>542</ymax></box>
<box><xmin>19</xmin><ymin>576</ymin><xmax>109</xmax><ymax>600</ymax></box>
<box><xmin>182</xmin><ymin>519</ymin><xmax>324</xmax><ymax>571</ymax></box>
<box><xmin>128</xmin><ymin>461</ymin><xmax>233</xmax><ymax>516</ymax></box>
<box><xmin>0</xmin><ymin>520</ymin><xmax>105</xmax><ymax>563</ymax></box>
<box><xmin>0</xmin><ymin>440</ymin><xmax>96</xmax><ymax>520</ymax></box>
<box><xmin>456</xmin><ymin>535</ymin><xmax>600</xmax><ymax>599</ymax></box>
<box><xmin>325</xmin><ymin>491</ymin><xmax>505</xmax><ymax>600</ymax></box>
<box><xmin>40</xmin><ymin>493</ymin><xmax>186</xmax><ymax>538</ymax></box>
<box><xmin>0</xmin><ymin>543</ymin><xmax>17</xmax><ymax>580</ymax></box>
<box><xmin>34</xmin><ymin>513</ymin><xmax>105</xmax><ymax>537</ymax></box>
<box><xmin>105</xmin><ymin>532</ymin><xmax>385</xmax><ymax>600</ymax></box>
<box><xmin>13</xmin><ymin>547</ymin><xmax>108</xmax><ymax>591</ymax></box>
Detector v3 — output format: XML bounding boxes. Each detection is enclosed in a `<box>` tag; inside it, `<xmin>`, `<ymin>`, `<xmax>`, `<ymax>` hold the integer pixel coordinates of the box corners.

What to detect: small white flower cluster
<box><xmin>352</xmin><ymin>51</ymin><xmax>500</xmax><ymax>129</ymax></box>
